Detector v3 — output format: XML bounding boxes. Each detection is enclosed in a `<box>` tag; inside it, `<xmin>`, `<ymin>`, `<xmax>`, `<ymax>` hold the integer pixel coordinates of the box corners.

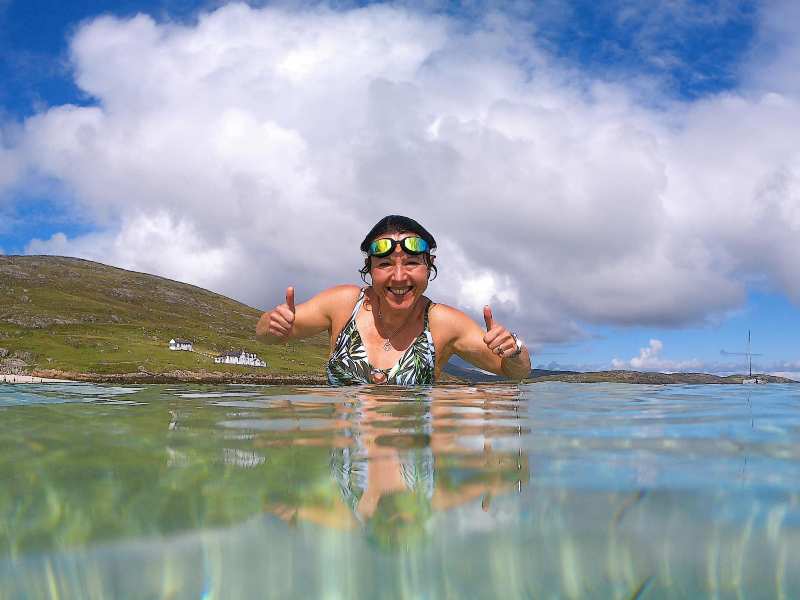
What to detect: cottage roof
<box><xmin>173</xmin><ymin>338</ymin><xmax>193</xmax><ymax>344</ymax></box>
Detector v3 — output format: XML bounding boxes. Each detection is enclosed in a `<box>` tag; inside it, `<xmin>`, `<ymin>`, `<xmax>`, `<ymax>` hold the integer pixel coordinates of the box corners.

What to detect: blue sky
<box><xmin>0</xmin><ymin>0</ymin><xmax>761</xmax><ymax>116</ymax></box>
<box><xmin>0</xmin><ymin>0</ymin><xmax>236</xmax><ymax>124</ymax></box>
<box><xmin>558</xmin><ymin>291</ymin><xmax>800</xmax><ymax>374</ymax></box>
<box><xmin>1</xmin><ymin>0</ymin><xmax>799</xmax><ymax>376</ymax></box>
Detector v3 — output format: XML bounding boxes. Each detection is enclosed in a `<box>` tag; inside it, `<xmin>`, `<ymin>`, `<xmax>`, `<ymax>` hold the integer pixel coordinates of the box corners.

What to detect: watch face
<box><xmin>510</xmin><ymin>333</ymin><xmax>523</xmax><ymax>357</ymax></box>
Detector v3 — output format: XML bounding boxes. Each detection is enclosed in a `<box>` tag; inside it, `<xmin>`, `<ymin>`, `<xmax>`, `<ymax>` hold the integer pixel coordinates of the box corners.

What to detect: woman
<box><xmin>256</xmin><ymin>215</ymin><xmax>531</xmax><ymax>385</ymax></box>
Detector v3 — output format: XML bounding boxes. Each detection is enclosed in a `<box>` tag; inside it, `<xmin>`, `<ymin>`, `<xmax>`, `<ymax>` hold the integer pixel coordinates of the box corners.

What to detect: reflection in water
<box><xmin>263</xmin><ymin>386</ymin><xmax>529</xmax><ymax>548</ymax></box>
<box><xmin>1</xmin><ymin>382</ymin><xmax>800</xmax><ymax>598</ymax></box>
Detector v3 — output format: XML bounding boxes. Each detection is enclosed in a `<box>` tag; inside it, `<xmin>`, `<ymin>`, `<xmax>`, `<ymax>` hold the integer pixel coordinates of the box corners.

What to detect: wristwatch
<box><xmin>508</xmin><ymin>333</ymin><xmax>524</xmax><ymax>358</ymax></box>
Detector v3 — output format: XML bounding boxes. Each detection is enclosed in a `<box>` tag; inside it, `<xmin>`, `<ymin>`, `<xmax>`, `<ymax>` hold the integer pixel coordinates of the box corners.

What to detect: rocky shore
<box><xmin>29</xmin><ymin>369</ymin><xmax>328</xmax><ymax>385</ymax></box>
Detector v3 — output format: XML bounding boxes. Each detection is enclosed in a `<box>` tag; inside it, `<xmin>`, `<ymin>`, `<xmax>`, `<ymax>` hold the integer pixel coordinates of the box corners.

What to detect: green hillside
<box><xmin>0</xmin><ymin>256</ymin><xmax>329</xmax><ymax>381</ymax></box>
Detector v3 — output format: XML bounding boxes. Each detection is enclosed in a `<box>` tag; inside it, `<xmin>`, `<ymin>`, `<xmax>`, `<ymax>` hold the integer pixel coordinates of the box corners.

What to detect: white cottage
<box><xmin>169</xmin><ymin>338</ymin><xmax>193</xmax><ymax>351</ymax></box>
<box><xmin>214</xmin><ymin>350</ymin><xmax>266</xmax><ymax>368</ymax></box>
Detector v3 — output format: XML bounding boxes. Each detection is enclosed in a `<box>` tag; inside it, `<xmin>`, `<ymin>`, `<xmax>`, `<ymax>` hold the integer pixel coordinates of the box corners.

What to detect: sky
<box><xmin>1</xmin><ymin>0</ymin><xmax>799</xmax><ymax>377</ymax></box>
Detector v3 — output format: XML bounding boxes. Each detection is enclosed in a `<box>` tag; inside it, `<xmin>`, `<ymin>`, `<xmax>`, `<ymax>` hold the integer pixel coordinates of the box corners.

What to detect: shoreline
<box><xmin>1</xmin><ymin>374</ymin><xmax>74</xmax><ymax>383</ymax></box>
<box><xmin>2</xmin><ymin>369</ymin><xmax>795</xmax><ymax>385</ymax></box>
<box><xmin>26</xmin><ymin>370</ymin><xmax>329</xmax><ymax>385</ymax></box>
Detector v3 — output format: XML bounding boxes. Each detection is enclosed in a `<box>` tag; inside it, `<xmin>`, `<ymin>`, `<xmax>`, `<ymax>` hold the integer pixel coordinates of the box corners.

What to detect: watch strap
<box><xmin>508</xmin><ymin>332</ymin><xmax>524</xmax><ymax>358</ymax></box>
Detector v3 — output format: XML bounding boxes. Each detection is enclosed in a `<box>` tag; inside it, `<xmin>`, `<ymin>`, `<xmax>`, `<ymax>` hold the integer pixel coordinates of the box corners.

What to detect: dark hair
<box><xmin>358</xmin><ymin>215</ymin><xmax>438</xmax><ymax>283</ymax></box>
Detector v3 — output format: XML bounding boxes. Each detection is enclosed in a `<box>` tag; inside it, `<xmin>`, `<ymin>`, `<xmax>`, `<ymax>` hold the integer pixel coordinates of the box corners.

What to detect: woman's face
<box><xmin>369</xmin><ymin>231</ymin><xmax>430</xmax><ymax>311</ymax></box>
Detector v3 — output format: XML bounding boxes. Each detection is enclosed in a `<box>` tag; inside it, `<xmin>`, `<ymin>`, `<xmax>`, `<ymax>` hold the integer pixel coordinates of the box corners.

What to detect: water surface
<box><xmin>1</xmin><ymin>382</ymin><xmax>799</xmax><ymax>598</ymax></box>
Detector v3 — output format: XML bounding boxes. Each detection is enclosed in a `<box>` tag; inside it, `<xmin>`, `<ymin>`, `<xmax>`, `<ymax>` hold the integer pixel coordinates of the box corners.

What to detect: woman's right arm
<box><xmin>256</xmin><ymin>285</ymin><xmax>360</xmax><ymax>344</ymax></box>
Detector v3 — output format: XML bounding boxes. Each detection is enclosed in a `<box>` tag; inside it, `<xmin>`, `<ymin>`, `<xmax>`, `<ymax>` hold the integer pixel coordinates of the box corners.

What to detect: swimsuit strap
<box><xmin>423</xmin><ymin>300</ymin><xmax>434</xmax><ymax>330</ymax></box>
<box><xmin>331</xmin><ymin>288</ymin><xmax>366</xmax><ymax>348</ymax></box>
<box><xmin>350</xmin><ymin>288</ymin><xmax>367</xmax><ymax>320</ymax></box>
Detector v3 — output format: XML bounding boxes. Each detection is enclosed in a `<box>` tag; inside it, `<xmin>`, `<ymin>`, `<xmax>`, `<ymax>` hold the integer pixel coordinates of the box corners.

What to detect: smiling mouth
<box><xmin>388</xmin><ymin>286</ymin><xmax>413</xmax><ymax>298</ymax></box>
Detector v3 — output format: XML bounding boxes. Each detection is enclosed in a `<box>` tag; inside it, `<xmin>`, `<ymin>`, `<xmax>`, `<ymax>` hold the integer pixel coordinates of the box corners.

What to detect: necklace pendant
<box><xmin>383</xmin><ymin>340</ymin><xmax>392</xmax><ymax>351</ymax></box>
<box><xmin>370</xmin><ymin>369</ymin><xmax>388</xmax><ymax>384</ymax></box>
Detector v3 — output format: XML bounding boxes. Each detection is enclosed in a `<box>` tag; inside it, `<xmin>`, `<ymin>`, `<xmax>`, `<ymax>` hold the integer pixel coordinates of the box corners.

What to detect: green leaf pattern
<box><xmin>327</xmin><ymin>290</ymin><xmax>435</xmax><ymax>386</ymax></box>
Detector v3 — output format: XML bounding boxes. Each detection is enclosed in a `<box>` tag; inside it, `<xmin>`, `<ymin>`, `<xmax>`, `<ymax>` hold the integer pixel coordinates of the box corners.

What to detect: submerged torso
<box><xmin>326</xmin><ymin>289</ymin><xmax>436</xmax><ymax>386</ymax></box>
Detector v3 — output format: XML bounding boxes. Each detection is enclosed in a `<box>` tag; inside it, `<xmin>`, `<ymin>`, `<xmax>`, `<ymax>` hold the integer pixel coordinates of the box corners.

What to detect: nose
<box><xmin>390</xmin><ymin>263</ymin><xmax>407</xmax><ymax>281</ymax></box>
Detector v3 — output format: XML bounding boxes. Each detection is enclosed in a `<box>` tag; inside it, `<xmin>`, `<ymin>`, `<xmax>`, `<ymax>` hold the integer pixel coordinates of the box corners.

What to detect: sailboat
<box><xmin>742</xmin><ymin>330</ymin><xmax>763</xmax><ymax>384</ymax></box>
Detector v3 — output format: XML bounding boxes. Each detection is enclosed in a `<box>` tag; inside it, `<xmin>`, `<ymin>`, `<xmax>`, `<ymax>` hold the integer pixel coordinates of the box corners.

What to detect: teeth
<box><xmin>390</xmin><ymin>288</ymin><xmax>410</xmax><ymax>295</ymax></box>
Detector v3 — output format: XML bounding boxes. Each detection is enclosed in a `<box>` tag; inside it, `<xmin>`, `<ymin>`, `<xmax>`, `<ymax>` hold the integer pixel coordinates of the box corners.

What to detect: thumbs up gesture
<box><xmin>483</xmin><ymin>305</ymin><xmax>516</xmax><ymax>359</ymax></box>
<box><xmin>267</xmin><ymin>286</ymin><xmax>297</xmax><ymax>340</ymax></box>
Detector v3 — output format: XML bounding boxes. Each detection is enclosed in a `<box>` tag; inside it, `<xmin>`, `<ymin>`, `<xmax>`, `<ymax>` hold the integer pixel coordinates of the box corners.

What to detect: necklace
<box><xmin>376</xmin><ymin>298</ymin><xmax>419</xmax><ymax>351</ymax></box>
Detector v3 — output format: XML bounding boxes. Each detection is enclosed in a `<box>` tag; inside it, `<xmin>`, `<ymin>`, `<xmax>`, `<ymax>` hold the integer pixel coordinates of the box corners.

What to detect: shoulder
<box><xmin>428</xmin><ymin>302</ymin><xmax>476</xmax><ymax>338</ymax></box>
<box><xmin>428</xmin><ymin>301</ymin><xmax>466</xmax><ymax>321</ymax></box>
<box><xmin>317</xmin><ymin>284</ymin><xmax>362</xmax><ymax>302</ymax></box>
<box><xmin>312</xmin><ymin>284</ymin><xmax>363</xmax><ymax>316</ymax></box>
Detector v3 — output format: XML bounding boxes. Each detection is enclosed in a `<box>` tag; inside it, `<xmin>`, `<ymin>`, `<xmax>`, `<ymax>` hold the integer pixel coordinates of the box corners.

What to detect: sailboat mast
<box><xmin>747</xmin><ymin>330</ymin><xmax>752</xmax><ymax>378</ymax></box>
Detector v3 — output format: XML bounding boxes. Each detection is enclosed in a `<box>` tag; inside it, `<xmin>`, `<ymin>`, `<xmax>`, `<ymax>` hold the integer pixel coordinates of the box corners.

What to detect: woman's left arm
<box><xmin>434</xmin><ymin>305</ymin><xmax>531</xmax><ymax>380</ymax></box>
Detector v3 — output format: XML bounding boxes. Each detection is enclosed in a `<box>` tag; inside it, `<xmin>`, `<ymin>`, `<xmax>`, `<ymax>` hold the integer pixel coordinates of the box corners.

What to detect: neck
<box><xmin>372</xmin><ymin>291</ymin><xmax>419</xmax><ymax>332</ymax></box>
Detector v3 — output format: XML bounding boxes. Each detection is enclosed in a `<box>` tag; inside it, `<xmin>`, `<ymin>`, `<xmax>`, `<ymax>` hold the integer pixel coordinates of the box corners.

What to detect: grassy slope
<box><xmin>0</xmin><ymin>256</ymin><xmax>329</xmax><ymax>377</ymax></box>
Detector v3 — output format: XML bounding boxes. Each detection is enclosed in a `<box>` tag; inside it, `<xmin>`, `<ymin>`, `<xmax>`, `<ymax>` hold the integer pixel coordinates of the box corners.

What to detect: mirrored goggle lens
<box><xmin>402</xmin><ymin>236</ymin><xmax>429</xmax><ymax>254</ymax></box>
<box><xmin>369</xmin><ymin>239</ymin><xmax>395</xmax><ymax>256</ymax></box>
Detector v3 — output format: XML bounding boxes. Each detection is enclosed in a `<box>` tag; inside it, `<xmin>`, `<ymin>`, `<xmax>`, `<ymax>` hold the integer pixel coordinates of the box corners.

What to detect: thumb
<box><xmin>483</xmin><ymin>305</ymin><xmax>494</xmax><ymax>331</ymax></box>
<box><xmin>286</xmin><ymin>286</ymin><xmax>296</xmax><ymax>313</ymax></box>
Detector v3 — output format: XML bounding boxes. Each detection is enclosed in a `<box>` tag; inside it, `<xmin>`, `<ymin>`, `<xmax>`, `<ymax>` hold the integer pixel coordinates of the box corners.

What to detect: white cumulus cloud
<box><xmin>611</xmin><ymin>339</ymin><xmax>703</xmax><ymax>372</ymax></box>
<box><xmin>0</xmin><ymin>1</ymin><xmax>797</xmax><ymax>348</ymax></box>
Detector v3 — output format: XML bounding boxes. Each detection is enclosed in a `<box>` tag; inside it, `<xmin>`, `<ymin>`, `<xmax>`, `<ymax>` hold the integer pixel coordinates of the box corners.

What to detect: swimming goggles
<box><xmin>368</xmin><ymin>236</ymin><xmax>430</xmax><ymax>257</ymax></box>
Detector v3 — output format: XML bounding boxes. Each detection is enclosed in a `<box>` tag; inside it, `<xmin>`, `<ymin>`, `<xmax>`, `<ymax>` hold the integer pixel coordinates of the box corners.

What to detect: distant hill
<box><xmin>0</xmin><ymin>256</ymin><xmax>329</xmax><ymax>382</ymax></box>
<box><xmin>444</xmin><ymin>364</ymin><xmax>796</xmax><ymax>385</ymax></box>
<box><xmin>441</xmin><ymin>340</ymin><xmax>797</xmax><ymax>384</ymax></box>
<box><xmin>526</xmin><ymin>370</ymin><xmax>796</xmax><ymax>384</ymax></box>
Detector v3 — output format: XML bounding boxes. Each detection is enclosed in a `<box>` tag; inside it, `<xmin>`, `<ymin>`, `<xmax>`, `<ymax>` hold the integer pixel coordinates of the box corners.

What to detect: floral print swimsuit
<box><xmin>326</xmin><ymin>290</ymin><xmax>435</xmax><ymax>386</ymax></box>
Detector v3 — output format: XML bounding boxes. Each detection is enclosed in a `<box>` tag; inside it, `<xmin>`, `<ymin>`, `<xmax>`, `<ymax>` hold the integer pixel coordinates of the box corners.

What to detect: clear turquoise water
<box><xmin>1</xmin><ymin>382</ymin><xmax>799</xmax><ymax>599</ymax></box>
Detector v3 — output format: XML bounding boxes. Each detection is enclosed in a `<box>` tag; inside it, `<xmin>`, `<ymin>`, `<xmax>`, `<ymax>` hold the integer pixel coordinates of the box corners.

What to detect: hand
<box><xmin>267</xmin><ymin>287</ymin><xmax>297</xmax><ymax>340</ymax></box>
<box><xmin>483</xmin><ymin>305</ymin><xmax>517</xmax><ymax>359</ymax></box>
